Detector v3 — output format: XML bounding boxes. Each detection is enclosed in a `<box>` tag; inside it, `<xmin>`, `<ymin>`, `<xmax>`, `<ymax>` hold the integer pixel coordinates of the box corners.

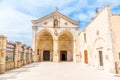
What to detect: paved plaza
<box><xmin>0</xmin><ymin>62</ymin><xmax>120</xmax><ymax>80</ymax></box>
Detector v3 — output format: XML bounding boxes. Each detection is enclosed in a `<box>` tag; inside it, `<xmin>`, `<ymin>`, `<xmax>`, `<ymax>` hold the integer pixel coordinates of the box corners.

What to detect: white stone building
<box><xmin>32</xmin><ymin>6</ymin><xmax>120</xmax><ymax>73</ymax></box>
<box><xmin>32</xmin><ymin>10</ymin><xmax>79</xmax><ymax>62</ymax></box>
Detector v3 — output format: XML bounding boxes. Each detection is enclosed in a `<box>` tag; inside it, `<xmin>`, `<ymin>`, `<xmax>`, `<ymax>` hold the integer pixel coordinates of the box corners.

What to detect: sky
<box><xmin>0</xmin><ymin>0</ymin><xmax>120</xmax><ymax>46</ymax></box>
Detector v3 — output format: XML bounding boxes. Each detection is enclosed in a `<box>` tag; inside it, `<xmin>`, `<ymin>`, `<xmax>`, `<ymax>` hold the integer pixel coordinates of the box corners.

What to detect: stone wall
<box><xmin>0</xmin><ymin>35</ymin><xmax>33</xmax><ymax>74</ymax></box>
<box><xmin>110</xmin><ymin>15</ymin><xmax>120</xmax><ymax>62</ymax></box>
<box><xmin>115</xmin><ymin>62</ymin><xmax>120</xmax><ymax>74</ymax></box>
<box><xmin>78</xmin><ymin>6</ymin><xmax>115</xmax><ymax>73</ymax></box>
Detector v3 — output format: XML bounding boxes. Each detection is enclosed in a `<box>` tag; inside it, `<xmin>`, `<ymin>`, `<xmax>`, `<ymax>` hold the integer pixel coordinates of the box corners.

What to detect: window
<box><xmin>44</xmin><ymin>22</ymin><xmax>47</xmax><ymax>25</ymax></box>
<box><xmin>119</xmin><ymin>53</ymin><xmax>120</xmax><ymax>60</ymax></box>
<box><xmin>96</xmin><ymin>30</ymin><xmax>99</xmax><ymax>35</ymax></box>
<box><xmin>84</xmin><ymin>33</ymin><xmax>87</xmax><ymax>42</ymax></box>
<box><xmin>65</xmin><ymin>22</ymin><xmax>68</xmax><ymax>25</ymax></box>
<box><xmin>37</xmin><ymin>49</ymin><xmax>39</xmax><ymax>55</ymax></box>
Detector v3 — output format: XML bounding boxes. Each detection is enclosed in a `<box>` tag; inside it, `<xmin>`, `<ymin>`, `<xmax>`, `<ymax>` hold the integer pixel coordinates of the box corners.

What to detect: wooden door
<box><xmin>43</xmin><ymin>50</ymin><xmax>50</xmax><ymax>61</ymax></box>
<box><xmin>84</xmin><ymin>50</ymin><xmax>88</xmax><ymax>64</ymax></box>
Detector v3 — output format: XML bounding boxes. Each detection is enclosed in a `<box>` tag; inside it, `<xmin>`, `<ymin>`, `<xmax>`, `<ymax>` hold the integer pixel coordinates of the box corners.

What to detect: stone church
<box><xmin>32</xmin><ymin>9</ymin><xmax>79</xmax><ymax>62</ymax></box>
<box><xmin>32</xmin><ymin>5</ymin><xmax>120</xmax><ymax>73</ymax></box>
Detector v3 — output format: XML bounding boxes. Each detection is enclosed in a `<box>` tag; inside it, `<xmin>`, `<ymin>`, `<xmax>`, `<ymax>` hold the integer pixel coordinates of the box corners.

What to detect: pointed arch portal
<box><xmin>58</xmin><ymin>30</ymin><xmax>74</xmax><ymax>61</ymax></box>
<box><xmin>36</xmin><ymin>29</ymin><xmax>53</xmax><ymax>61</ymax></box>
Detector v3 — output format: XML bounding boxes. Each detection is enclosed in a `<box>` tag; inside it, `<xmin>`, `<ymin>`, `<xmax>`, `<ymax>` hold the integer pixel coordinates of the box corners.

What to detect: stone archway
<box><xmin>36</xmin><ymin>29</ymin><xmax>53</xmax><ymax>61</ymax></box>
<box><xmin>58</xmin><ymin>31</ymin><xmax>73</xmax><ymax>61</ymax></box>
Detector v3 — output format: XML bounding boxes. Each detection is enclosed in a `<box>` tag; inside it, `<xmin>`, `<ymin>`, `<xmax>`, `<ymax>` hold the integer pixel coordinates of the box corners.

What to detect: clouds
<box><xmin>0</xmin><ymin>0</ymin><xmax>120</xmax><ymax>45</ymax></box>
<box><xmin>0</xmin><ymin>4</ymin><xmax>35</xmax><ymax>45</ymax></box>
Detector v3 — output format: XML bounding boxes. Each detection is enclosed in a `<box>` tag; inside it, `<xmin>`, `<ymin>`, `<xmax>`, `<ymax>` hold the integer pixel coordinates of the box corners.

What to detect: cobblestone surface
<box><xmin>0</xmin><ymin>62</ymin><xmax>120</xmax><ymax>80</ymax></box>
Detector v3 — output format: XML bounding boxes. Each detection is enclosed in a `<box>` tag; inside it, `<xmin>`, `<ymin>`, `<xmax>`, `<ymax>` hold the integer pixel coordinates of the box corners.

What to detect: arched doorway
<box><xmin>94</xmin><ymin>38</ymin><xmax>105</xmax><ymax>67</ymax></box>
<box><xmin>58</xmin><ymin>31</ymin><xmax>73</xmax><ymax>61</ymax></box>
<box><xmin>84</xmin><ymin>50</ymin><xmax>88</xmax><ymax>64</ymax></box>
<box><xmin>60</xmin><ymin>51</ymin><xmax>67</xmax><ymax>61</ymax></box>
<box><xmin>36</xmin><ymin>30</ymin><xmax>53</xmax><ymax>61</ymax></box>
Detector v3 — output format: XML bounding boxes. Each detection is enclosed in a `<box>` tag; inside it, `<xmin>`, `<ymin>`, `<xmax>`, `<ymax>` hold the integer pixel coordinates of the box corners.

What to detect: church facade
<box><xmin>32</xmin><ymin>6</ymin><xmax>120</xmax><ymax>73</ymax></box>
<box><xmin>32</xmin><ymin>11</ymin><xmax>80</xmax><ymax>62</ymax></box>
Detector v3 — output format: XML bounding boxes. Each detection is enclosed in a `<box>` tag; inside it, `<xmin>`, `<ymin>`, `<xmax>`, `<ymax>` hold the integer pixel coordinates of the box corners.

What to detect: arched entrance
<box><xmin>84</xmin><ymin>50</ymin><xmax>88</xmax><ymax>64</ymax></box>
<box><xmin>60</xmin><ymin>51</ymin><xmax>67</xmax><ymax>61</ymax></box>
<box><xmin>58</xmin><ymin>31</ymin><xmax>73</xmax><ymax>61</ymax></box>
<box><xmin>94</xmin><ymin>38</ymin><xmax>105</xmax><ymax>68</ymax></box>
<box><xmin>36</xmin><ymin>29</ymin><xmax>53</xmax><ymax>61</ymax></box>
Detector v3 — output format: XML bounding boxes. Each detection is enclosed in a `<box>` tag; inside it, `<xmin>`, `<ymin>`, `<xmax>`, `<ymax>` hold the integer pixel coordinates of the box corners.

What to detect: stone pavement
<box><xmin>0</xmin><ymin>62</ymin><xmax>120</xmax><ymax>80</ymax></box>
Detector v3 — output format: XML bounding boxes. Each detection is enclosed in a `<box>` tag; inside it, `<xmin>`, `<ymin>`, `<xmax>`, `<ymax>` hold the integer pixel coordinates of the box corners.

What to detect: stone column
<box><xmin>0</xmin><ymin>35</ymin><xmax>7</xmax><ymax>74</ymax></box>
<box><xmin>23</xmin><ymin>45</ymin><xmax>27</xmax><ymax>65</ymax></box>
<box><xmin>28</xmin><ymin>47</ymin><xmax>31</xmax><ymax>63</ymax></box>
<box><xmin>75</xmin><ymin>39</ymin><xmax>80</xmax><ymax>62</ymax></box>
<box><xmin>32</xmin><ymin>26</ymin><xmax>37</xmax><ymax>62</ymax></box>
<box><xmin>14</xmin><ymin>43</ymin><xmax>18</xmax><ymax>68</ymax></box>
<box><xmin>73</xmin><ymin>40</ymin><xmax>77</xmax><ymax>62</ymax></box>
<box><xmin>15</xmin><ymin>41</ymin><xmax>22</xmax><ymax>68</ymax></box>
<box><xmin>53</xmin><ymin>39</ymin><xmax>59</xmax><ymax>62</ymax></box>
<box><xmin>50</xmin><ymin>50</ymin><xmax>53</xmax><ymax>61</ymax></box>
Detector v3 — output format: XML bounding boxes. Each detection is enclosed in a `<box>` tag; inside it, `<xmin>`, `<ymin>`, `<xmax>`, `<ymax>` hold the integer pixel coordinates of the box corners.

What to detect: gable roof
<box><xmin>31</xmin><ymin>11</ymin><xmax>79</xmax><ymax>25</ymax></box>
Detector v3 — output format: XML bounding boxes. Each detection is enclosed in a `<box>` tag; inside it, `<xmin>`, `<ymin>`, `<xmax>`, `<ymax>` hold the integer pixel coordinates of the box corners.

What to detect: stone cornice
<box><xmin>0</xmin><ymin>35</ymin><xmax>7</xmax><ymax>39</ymax></box>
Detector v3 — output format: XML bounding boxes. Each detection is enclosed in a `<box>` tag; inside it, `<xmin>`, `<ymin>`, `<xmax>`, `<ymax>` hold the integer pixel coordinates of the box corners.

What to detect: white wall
<box><xmin>78</xmin><ymin>6</ymin><xmax>115</xmax><ymax>73</ymax></box>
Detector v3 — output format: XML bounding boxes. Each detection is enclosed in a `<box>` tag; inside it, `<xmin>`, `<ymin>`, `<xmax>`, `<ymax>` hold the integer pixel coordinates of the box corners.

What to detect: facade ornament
<box><xmin>32</xmin><ymin>26</ymin><xmax>38</xmax><ymax>30</ymax></box>
<box><xmin>54</xmin><ymin>29</ymin><xmax>58</xmax><ymax>36</ymax></box>
<box><xmin>97</xmin><ymin>30</ymin><xmax>99</xmax><ymax>35</ymax></box>
<box><xmin>54</xmin><ymin>19</ymin><xmax>58</xmax><ymax>28</ymax></box>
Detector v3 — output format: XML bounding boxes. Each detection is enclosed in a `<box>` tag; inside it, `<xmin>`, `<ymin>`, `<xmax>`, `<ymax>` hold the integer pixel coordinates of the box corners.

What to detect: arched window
<box><xmin>119</xmin><ymin>52</ymin><xmax>120</xmax><ymax>60</ymax></box>
<box><xmin>84</xmin><ymin>33</ymin><xmax>87</xmax><ymax>42</ymax></box>
<box><xmin>37</xmin><ymin>49</ymin><xmax>39</xmax><ymax>55</ymax></box>
<box><xmin>54</xmin><ymin>19</ymin><xmax>58</xmax><ymax>27</ymax></box>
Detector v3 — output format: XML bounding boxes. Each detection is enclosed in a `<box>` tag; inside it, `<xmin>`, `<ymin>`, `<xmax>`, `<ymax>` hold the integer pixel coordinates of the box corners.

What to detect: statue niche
<box><xmin>53</xmin><ymin>19</ymin><xmax>58</xmax><ymax>28</ymax></box>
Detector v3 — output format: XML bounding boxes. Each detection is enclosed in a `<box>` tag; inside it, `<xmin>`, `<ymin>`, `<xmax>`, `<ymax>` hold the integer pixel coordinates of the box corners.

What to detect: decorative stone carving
<box><xmin>54</xmin><ymin>19</ymin><xmax>58</xmax><ymax>28</ymax></box>
<box><xmin>54</xmin><ymin>30</ymin><xmax>58</xmax><ymax>36</ymax></box>
<box><xmin>97</xmin><ymin>30</ymin><xmax>99</xmax><ymax>35</ymax></box>
<box><xmin>44</xmin><ymin>22</ymin><xmax>47</xmax><ymax>25</ymax></box>
<box><xmin>32</xmin><ymin>26</ymin><xmax>38</xmax><ymax>30</ymax></box>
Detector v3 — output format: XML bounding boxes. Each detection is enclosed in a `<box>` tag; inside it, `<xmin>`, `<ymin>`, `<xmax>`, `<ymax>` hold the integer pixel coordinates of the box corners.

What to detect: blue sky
<box><xmin>0</xmin><ymin>0</ymin><xmax>120</xmax><ymax>46</ymax></box>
